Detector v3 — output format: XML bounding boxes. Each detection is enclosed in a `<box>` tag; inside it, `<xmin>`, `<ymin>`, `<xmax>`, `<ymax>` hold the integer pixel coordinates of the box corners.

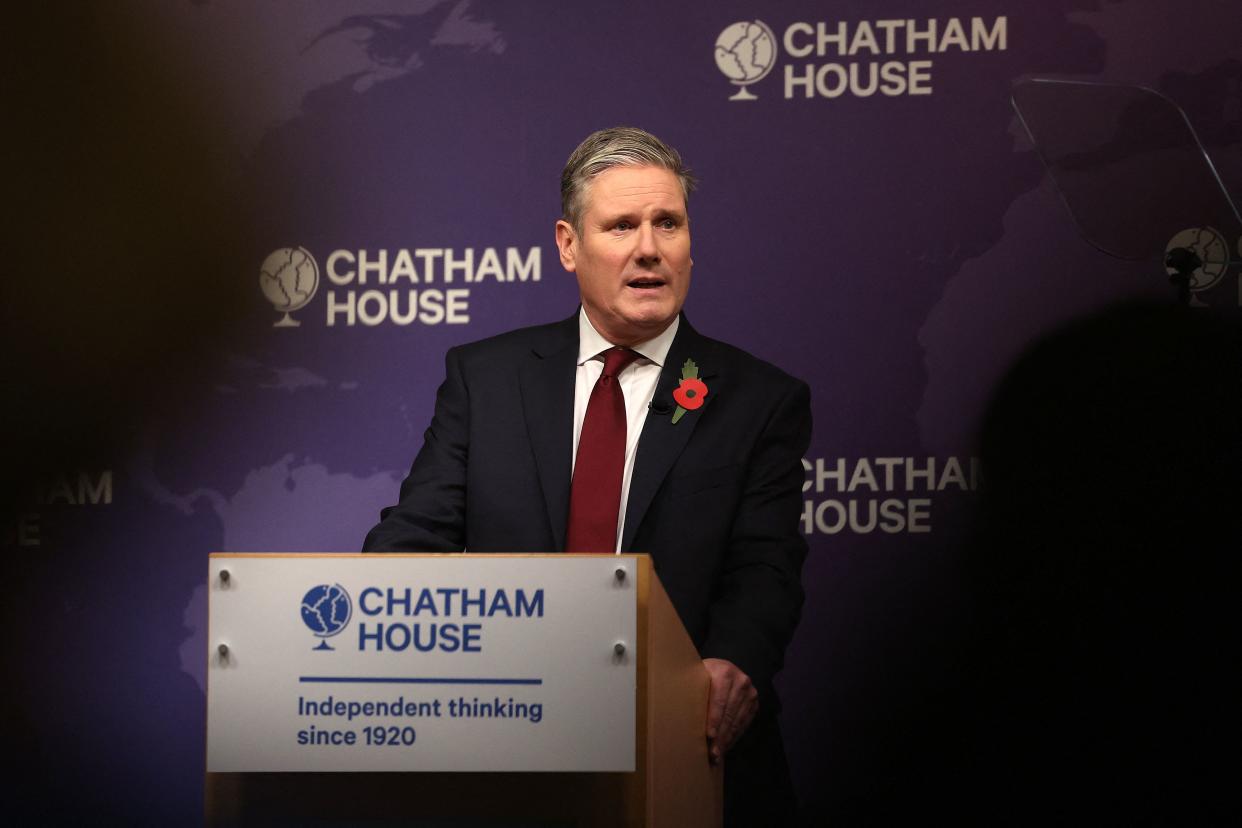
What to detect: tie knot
<box><xmin>601</xmin><ymin>347</ymin><xmax>640</xmax><ymax>379</ymax></box>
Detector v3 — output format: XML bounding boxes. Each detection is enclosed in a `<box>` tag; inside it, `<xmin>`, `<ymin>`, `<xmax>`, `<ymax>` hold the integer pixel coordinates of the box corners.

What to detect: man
<box><xmin>364</xmin><ymin>127</ymin><xmax>810</xmax><ymax>823</ymax></box>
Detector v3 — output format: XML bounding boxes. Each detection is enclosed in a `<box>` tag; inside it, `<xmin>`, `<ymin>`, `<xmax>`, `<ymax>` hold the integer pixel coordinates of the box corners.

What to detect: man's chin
<box><xmin>625</xmin><ymin>314</ymin><xmax>678</xmax><ymax>341</ymax></box>
<box><xmin>583</xmin><ymin>299</ymin><xmax>681</xmax><ymax>344</ymax></box>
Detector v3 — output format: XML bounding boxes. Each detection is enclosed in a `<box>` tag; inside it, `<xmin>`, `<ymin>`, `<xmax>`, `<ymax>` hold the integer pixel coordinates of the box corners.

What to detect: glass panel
<box><xmin>1012</xmin><ymin>79</ymin><xmax>1242</xmax><ymax>272</ymax></box>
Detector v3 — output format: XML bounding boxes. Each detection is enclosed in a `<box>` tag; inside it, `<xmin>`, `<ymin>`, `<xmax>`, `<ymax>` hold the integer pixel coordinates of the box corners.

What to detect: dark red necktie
<box><xmin>565</xmin><ymin>347</ymin><xmax>641</xmax><ymax>553</ymax></box>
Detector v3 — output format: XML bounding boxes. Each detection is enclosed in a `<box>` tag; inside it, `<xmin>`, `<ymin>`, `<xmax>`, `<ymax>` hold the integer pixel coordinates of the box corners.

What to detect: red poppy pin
<box><xmin>671</xmin><ymin>358</ymin><xmax>708</xmax><ymax>424</ymax></box>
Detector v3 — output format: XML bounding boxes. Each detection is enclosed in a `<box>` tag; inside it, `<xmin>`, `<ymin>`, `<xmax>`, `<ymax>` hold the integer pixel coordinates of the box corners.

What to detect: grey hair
<box><xmin>560</xmin><ymin>126</ymin><xmax>697</xmax><ymax>233</ymax></box>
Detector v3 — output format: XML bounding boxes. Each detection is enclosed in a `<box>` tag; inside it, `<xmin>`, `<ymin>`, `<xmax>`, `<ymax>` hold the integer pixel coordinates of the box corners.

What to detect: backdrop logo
<box><xmin>300</xmin><ymin>583</ymin><xmax>352</xmax><ymax>651</ymax></box>
<box><xmin>715</xmin><ymin>17</ymin><xmax>1008</xmax><ymax>101</ymax></box>
<box><xmin>1164</xmin><ymin>227</ymin><xmax>1231</xmax><ymax>299</ymax></box>
<box><xmin>715</xmin><ymin>20</ymin><xmax>778</xmax><ymax>100</ymax></box>
<box><xmin>255</xmin><ymin>245</ymin><xmax>543</xmax><ymax>329</ymax></box>
<box><xmin>260</xmin><ymin>247</ymin><xmax>320</xmax><ymax>328</ymax></box>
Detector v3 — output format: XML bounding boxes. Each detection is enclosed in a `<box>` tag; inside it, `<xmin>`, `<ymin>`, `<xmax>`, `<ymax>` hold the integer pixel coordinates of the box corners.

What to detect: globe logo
<box><xmin>715</xmin><ymin>20</ymin><xmax>778</xmax><ymax>101</ymax></box>
<box><xmin>1165</xmin><ymin>227</ymin><xmax>1229</xmax><ymax>295</ymax></box>
<box><xmin>259</xmin><ymin>246</ymin><xmax>319</xmax><ymax>328</ymax></box>
<box><xmin>300</xmin><ymin>584</ymin><xmax>352</xmax><ymax>651</ymax></box>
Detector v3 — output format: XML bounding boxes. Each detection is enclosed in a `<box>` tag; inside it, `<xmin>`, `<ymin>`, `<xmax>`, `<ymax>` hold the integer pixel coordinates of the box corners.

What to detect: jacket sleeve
<box><xmin>700</xmin><ymin>378</ymin><xmax>811</xmax><ymax>695</ymax></box>
<box><xmin>362</xmin><ymin>346</ymin><xmax>471</xmax><ymax>552</ymax></box>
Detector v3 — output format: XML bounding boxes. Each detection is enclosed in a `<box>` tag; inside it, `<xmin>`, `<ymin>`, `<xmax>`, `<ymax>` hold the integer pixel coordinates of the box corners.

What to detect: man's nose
<box><xmin>634</xmin><ymin>222</ymin><xmax>660</xmax><ymax>263</ymax></box>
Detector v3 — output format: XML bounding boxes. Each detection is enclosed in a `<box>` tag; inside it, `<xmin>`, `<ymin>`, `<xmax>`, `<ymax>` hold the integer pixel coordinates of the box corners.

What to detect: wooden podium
<box><xmin>205</xmin><ymin>554</ymin><xmax>722</xmax><ymax>827</ymax></box>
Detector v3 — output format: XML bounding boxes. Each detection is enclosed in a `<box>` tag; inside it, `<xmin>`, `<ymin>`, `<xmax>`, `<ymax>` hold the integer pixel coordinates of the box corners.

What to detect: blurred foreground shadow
<box><xmin>1</xmin><ymin>6</ymin><xmax>254</xmax><ymax>518</ymax></box>
<box><xmin>961</xmin><ymin>300</ymin><xmax>1240</xmax><ymax>823</ymax></box>
<box><xmin>854</xmin><ymin>301</ymin><xmax>1241</xmax><ymax>825</ymax></box>
<box><xmin>2</xmin><ymin>10</ymin><xmax>256</xmax><ymax>819</ymax></box>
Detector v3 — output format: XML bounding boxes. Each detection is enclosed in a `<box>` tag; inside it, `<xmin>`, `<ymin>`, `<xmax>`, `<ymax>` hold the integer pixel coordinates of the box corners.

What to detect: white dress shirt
<box><xmin>572</xmin><ymin>309</ymin><xmax>680</xmax><ymax>553</ymax></box>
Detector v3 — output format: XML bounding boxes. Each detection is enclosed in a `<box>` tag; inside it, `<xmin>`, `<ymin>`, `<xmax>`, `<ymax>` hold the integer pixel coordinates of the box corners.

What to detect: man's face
<box><xmin>556</xmin><ymin>165</ymin><xmax>691</xmax><ymax>346</ymax></box>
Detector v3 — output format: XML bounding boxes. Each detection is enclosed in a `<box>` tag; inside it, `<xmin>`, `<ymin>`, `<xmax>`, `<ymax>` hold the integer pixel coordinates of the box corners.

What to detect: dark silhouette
<box><xmin>833</xmin><ymin>301</ymin><xmax>1241</xmax><ymax>825</ymax></box>
<box><xmin>963</xmin><ymin>301</ymin><xmax>1241</xmax><ymax>823</ymax></box>
<box><xmin>2</xmin><ymin>7</ymin><xmax>254</xmax><ymax>822</ymax></box>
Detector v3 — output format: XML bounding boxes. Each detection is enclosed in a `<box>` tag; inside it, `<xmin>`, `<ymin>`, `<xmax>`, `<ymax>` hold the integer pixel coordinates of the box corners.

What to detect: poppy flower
<box><xmin>673</xmin><ymin>377</ymin><xmax>708</xmax><ymax>410</ymax></box>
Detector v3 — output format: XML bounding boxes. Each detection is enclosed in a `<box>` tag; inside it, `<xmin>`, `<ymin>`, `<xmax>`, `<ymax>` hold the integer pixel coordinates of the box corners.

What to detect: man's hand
<box><xmin>703</xmin><ymin>657</ymin><xmax>758</xmax><ymax>765</ymax></box>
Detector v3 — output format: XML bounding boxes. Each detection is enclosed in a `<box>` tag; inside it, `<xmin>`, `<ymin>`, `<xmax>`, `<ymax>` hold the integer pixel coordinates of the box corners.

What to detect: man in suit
<box><xmin>364</xmin><ymin>127</ymin><xmax>810</xmax><ymax>824</ymax></box>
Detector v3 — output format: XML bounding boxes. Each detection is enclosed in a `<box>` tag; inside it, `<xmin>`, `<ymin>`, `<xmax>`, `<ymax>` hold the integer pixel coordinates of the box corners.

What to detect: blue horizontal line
<box><xmin>299</xmin><ymin>676</ymin><xmax>542</xmax><ymax>685</ymax></box>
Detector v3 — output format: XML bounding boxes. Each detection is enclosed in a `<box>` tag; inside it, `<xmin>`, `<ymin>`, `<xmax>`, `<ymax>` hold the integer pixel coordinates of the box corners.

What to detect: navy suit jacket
<box><xmin>363</xmin><ymin>311</ymin><xmax>810</xmax><ymax>820</ymax></box>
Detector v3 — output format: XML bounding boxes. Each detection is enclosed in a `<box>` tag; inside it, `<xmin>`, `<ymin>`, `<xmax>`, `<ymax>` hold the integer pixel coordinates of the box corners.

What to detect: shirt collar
<box><xmin>577</xmin><ymin>308</ymin><xmax>679</xmax><ymax>368</ymax></box>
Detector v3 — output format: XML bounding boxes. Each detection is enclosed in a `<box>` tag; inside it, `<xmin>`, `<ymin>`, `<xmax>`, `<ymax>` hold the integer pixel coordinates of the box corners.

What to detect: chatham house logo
<box><xmin>260</xmin><ymin>246</ymin><xmax>320</xmax><ymax>327</ymax></box>
<box><xmin>715</xmin><ymin>20</ymin><xmax>778</xmax><ymax>100</ymax></box>
<box><xmin>300</xmin><ymin>583</ymin><xmax>352</xmax><ymax>651</ymax></box>
<box><xmin>1164</xmin><ymin>227</ymin><xmax>1231</xmax><ymax>300</ymax></box>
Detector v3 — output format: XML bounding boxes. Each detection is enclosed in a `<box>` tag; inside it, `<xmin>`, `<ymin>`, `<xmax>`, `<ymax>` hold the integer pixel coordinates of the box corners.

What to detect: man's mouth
<box><xmin>627</xmin><ymin>277</ymin><xmax>666</xmax><ymax>290</ymax></box>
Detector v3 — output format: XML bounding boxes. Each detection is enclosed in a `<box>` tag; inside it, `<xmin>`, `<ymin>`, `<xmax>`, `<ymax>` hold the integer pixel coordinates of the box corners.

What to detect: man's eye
<box><xmin>658</xmin><ymin>218</ymin><xmax>677</xmax><ymax>230</ymax></box>
<box><xmin>614</xmin><ymin>221</ymin><xmax>632</xmax><ymax>231</ymax></box>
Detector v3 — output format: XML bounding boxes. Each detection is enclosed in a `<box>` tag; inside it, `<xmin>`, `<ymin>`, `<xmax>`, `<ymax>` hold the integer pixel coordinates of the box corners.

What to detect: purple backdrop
<box><xmin>9</xmin><ymin>0</ymin><xmax>1240</xmax><ymax>821</ymax></box>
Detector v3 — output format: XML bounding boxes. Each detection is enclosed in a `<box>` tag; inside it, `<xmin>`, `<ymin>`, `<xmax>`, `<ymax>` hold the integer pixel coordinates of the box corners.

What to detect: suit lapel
<box><xmin>622</xmin><ymin>317</ymin><xmax>720</xmax><ymax>552</ymax></box>
<box><xmin>519</xmin><ymin>314</ymin><xmax>579</xmax><ymax>552</ymax></box>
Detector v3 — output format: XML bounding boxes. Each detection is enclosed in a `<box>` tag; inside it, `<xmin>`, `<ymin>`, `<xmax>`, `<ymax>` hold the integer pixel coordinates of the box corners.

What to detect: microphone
<box><xmin>649</xmin><ymin>399</ymin><xmax>673</xmax><ymax>416</ymax></box>
<box><xmin>1164</xmin><ymin>245</ymin><xmax>1203</xmax><ymax>305</ymax></box>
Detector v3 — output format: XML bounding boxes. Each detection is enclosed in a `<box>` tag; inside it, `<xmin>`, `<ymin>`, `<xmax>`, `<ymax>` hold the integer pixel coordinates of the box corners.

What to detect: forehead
<box><xmin>583</xmin><ymin>165</ymin><xmax>686</xmax><ymax>216</ymax></box>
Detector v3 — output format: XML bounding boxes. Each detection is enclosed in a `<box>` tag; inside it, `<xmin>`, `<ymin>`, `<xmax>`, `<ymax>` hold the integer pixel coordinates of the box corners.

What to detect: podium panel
<box><xmin>206</xmin><ymin>554</ymin><xmax>721</xmax><ymax>827</ymax></box>
<box><xmin>207</xmin><ymin>553</ymin><xmax>636</xmax><ymax>772</ymax></box>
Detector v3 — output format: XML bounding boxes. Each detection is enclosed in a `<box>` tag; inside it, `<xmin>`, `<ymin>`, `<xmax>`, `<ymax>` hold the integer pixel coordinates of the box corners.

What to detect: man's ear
<box><xmin>555</xmin><ymin>219</ymin><xmax>577</xmax><ymax>273</ymax></box>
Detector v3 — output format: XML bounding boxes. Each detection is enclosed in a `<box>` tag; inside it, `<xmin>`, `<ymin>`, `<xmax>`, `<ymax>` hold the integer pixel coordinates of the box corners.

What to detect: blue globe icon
<box><xmin>300</xmin><ymin>584</ymin><xmax>352</xmax><ymax>650</ymax></box>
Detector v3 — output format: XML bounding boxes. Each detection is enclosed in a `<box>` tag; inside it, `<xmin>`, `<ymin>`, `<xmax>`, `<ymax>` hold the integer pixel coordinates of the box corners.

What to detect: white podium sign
<box><xmin>205</xmin><ymin>554</ymin><xmax>637</xmax><ymax>773</ymax></box>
